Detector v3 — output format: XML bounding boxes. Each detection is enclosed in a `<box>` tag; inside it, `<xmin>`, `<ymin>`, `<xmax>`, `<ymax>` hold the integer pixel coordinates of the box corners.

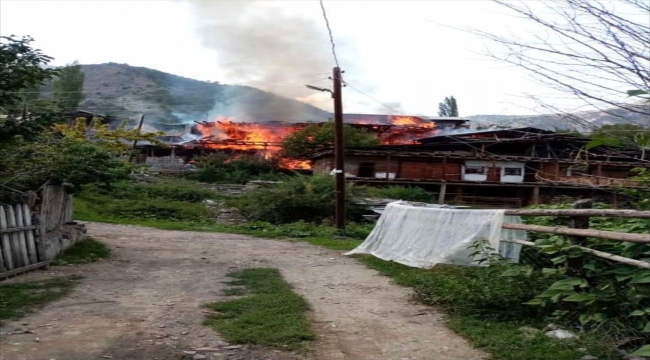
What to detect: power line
<box><xmin>319</xmin><ymin>0</ymin><xmax>341</xmax><ymax>68</ymax></box>
<box><xmin>342</xmin><ymin>80</ymin><xmax>407</xmax><ymax>115</ymax></box>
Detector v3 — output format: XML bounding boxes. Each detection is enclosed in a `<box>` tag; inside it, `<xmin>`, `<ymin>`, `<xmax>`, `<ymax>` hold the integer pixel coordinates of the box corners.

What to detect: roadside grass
<box><xmin>356</xmin><ymin>256</ymin><xmax>622</xmax><ymax>360</ymax></box>
<box><xmin>203</xmin><ymin>268</ymin><xmax>315</xmax><ymax>351</ymax></box>
<box><xmin>73</xmin><ymin>182</ymin><xmax>623</xmax><ymax>359</ymax></box>
<box><xmin>51</xmin><ymin>237</ymin><xmax>111</xmax><ymax>265</ymax></box>
<box><xmin>0</xmin><ymin>275</ymin><xmax>82</xmax><ymax>324</ymax></box>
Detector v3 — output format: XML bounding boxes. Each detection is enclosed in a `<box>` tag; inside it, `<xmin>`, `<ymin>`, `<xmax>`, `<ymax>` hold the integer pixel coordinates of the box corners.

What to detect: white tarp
<box><xmin>345</xmin><ymin>201</ymin><xmax>525</xmax><ymax>268</ymax></box>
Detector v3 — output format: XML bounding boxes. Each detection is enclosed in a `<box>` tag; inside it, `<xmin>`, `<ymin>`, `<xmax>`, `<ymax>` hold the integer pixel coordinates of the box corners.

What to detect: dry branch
<box><xmin>504</xmin><ymin>209</ymin><xmax>650</xmax><ymax>219</ymax></box>
<box><xmin>502</xmin><ymin>238</ymin><xmax>650</xmax><ymax>269</ymax></box>
<box><xmin>501</xmin><ymin>223</ymin><xmax>650</xmax><ymax>243</ymax></box>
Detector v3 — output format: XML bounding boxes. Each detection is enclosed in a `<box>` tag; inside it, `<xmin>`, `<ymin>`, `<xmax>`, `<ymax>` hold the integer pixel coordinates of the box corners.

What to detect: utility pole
<box><xmin>332</xmin><ymin>67</ymin><xmax>345</xmax><ymax>230</ymax></box>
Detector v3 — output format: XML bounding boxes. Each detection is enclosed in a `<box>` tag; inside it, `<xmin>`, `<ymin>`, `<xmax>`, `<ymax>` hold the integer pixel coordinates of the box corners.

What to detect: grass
<box><xmin>203</xmin><ymin>268</ymin><xmax>315</xmax><ymax>351</ymax></box>
<box><xmin>0</xmin><ymin>275</ymin><xmax>82</xmax><ymax>324</ymax></box>
<box><xmin>51</xmin><ymin>237</ymin><xmax>111</xmax><ymax>265</ymax></box>
<box><xmin>73</xmin><ymin>180</ymin><xmax>625</xmax><ymax>359</ymax></box>
<box><xmin>355</xmin><ymin>256</ymin><xmax>622</xmax><ymax>360</ymax></box>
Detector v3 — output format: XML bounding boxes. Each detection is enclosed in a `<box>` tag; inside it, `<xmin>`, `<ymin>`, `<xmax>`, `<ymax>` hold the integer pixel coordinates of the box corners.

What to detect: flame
<box><xmin>193</xmin><ymin>115</ymin><xmax>442</xmax><ymax>169</ymax></box>
<box><xmin>279</xmin><ymin>158</ymin><xmax>311</xmax><ymax>170</ymax></box>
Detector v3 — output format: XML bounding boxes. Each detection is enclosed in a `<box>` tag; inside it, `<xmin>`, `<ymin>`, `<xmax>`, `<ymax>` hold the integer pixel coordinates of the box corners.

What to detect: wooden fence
<box><xmin>0</xmin><ymin>204</ymin><xmax>48</xmax><ymax>277</ymax></box>
<box><xmin>502</xmin><ymin>200</ymin><xmax>650</xmax><ymax>269</ymax></box>
<box><xmin>1</xmin><ymin>184</ymin><xmax>82</xmax><ymax>279</ymax></box>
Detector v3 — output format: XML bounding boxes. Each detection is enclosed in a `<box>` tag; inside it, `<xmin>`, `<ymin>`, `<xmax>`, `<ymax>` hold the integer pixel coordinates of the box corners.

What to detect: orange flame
<box><xmin>279</xmin><ymin>158</ymin><xmax>312</xmax><ymax>170</ymax></box>
<box><xmin>194</xmin><ymin>115</ymin><xmax>440</xmax><ymax>169</ymax></box>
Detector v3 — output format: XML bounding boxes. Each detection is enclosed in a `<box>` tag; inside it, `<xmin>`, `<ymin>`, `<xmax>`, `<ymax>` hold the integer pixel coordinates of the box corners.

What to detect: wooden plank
<box><xmin>0</xmin><ymin>225</ymin><xmax>40</xmax><ymax>234</ymax></box>
<box><xmin>14</xmin><ymin>205</ymin><xmax>32</xmax><ymax>266</ymax></box>
<box><xmin>501</xmin><ymin>239</ymin><xmax>650</xmax><ymax>270</ymax></box>
<box><xmin>501</xmin><ymin>223</ymin><xmax>650</xmax><ymax>243</ymax></box>
<box><xmin>0</xmin><ymin>261</ymin><xmax>50</xmax><ymax>279</ymax></box>
<box><xmin>0</xmin><ymin>207</ymin><xmax>14</xmax><ymax>270</ymax></box>
<box><xmin>7</xmin><ymin>206</ymin><xmax>28</xmax><ymax>267</ymax></box>
<box><xmin>22</xmin><ymin>204</ymin><xmax>38</xmax><ymax>264</ymax></box>
<box><xmin>504</xmin><ymin>209</ymin><xmax>650</xmax><ymax>219</ymax></box>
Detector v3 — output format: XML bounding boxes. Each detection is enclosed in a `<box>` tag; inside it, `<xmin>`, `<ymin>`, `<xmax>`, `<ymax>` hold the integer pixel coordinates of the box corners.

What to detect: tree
<box><xmin>438</xmin><ymin>96</ymin><xmax>459</xmax><ymax>117</ymax></box>
<box><xmin>0</xmin><ymin>36</ymin><xmax>58</xmax><ymax>108</ymax></box>
<box><xmin>52</xmin><ymin>61</ymin><xmax>85</xmax><ymax>110</ymax></box>
<box><xmin>476</xmin><ymin>0</ymin><xmax>649</xmax><ymax>127</ymax></box>
<box><xmin>0</xmin><ymin>36</ymin><xmax>62</xmax><ymax>143</ymax></box>
<box><xmin>280</xmin><ymin>122</ymin><xmax>379</xmax><ymax>159</ymax></box>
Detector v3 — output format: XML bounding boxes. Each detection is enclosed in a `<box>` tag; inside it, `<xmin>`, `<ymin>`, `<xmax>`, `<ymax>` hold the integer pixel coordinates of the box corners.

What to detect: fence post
<box><xmin>567</xmin><ymin>199</ymin><xmax>593</xmax><ymax>275</ymax></box>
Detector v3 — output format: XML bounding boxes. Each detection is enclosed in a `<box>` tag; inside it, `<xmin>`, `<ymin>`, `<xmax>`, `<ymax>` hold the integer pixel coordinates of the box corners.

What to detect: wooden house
<box><xmin>307</xmin><ymin>128</ymin><xmax>648</xmax><ymax>207</ymax></box>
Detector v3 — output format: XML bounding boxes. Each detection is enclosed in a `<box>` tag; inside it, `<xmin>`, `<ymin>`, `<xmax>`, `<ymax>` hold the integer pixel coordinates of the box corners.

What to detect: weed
<box><xmin>0</xmin><ymin>276</ymin><xmax>82</xmax><ymax>323</ymax></box>
<box><xmin>51</xmin><ymin>237</ymin><xmax>110</xmax><ymax>265</ymax></box>
<box><xmin>204</xmin><ymin>268</ymin><xmax>314</xmax><ymax>351</ymax></box>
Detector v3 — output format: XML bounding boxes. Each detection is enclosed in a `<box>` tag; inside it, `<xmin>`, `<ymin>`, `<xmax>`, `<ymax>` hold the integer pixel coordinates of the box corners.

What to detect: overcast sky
<box><xmin>0</xmin><ymin>0</ymin><xmax>616</xmax><ymax>116</ymax></box>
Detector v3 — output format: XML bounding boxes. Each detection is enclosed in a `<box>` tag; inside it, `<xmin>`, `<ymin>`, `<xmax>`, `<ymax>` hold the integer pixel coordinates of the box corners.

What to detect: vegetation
<box><xmin>75</xmin><ymin>181</ymin><xmax>217</xmax><ymax>222</ymax></box>
<box><xmin>0</xmin><ymin>276</ymin><xmax>82</xmax><ymax>324</ymax></box>
<box><xmin>52</xmin><ymin>61</ymin><xmax>85</xmax><ymax>110</ymax></box>
<box><xmin>588</xmin><ymin>123</ymin><xmax>650</xmax><ymax>151</ymax></box>
<box><xmin>502</xmin><ymin>203</ymin><xmax>650</xmax><ymax>355</ymax></box>
<box><xmin>227</xmin><ymin>175</ymin><xmax>369</xmax><ymax>224</ymax></box>
<box><xmin>203</xmin><ymin>268</ymin><xmax>314</xmax><ymax>350</ymax></box>
<box><xmin>192</xmin><ymin>153</ymin><xmax>288</xmax><ymax>184</ymax></box>
<box><xmin>51</xmin><ymin>238</ymin><xmax>110</xmax><ymax>265</ymax></box>
<box><xmin>438</xmin><ymin>96</ymin><xmax>459</xmax><ymax>117</ymax></box>
<box><xmin>0</xmin><ymin>35</ymin><xmax>58</xmax><ymax>109</ymax></box>
<box><xmin>280</xmin><ymin>122</ymin><xmax>379</xmax><ymax>159</ymax></box>
<box><xmin>366</xmin><ymin>185</ymin><xmax>434</xmax><ymax>202</ymax></box>
<box><xmin>357</xmin><ymin>256</ymin><xmax>619</xmax><ymax>360</ymax></box>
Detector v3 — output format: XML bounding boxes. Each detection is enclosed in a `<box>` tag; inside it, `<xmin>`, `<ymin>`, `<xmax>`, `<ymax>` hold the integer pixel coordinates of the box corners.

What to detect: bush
<box><xmin>228</xmin><ymin>175</ymin><xmax>367</xmax><ymax>224</ymax></box>
<box><xmin>366</xmin><ymin>186</ymin><xmax>434</xmax><ymax>202</ymax></box>
<box><xmin>90</xmin><ymin>181</ymin><xmax>218</xmax><ymax>203</ymax></box>
<box><xmin>192</xmin><ymin>153</ymin><xmax>288</xmax><ymax>184</ymax></box>
<box><xmin>76</xmin><ymin>182</ymin><xmax>213</xmax><ymax>222</ymax></box>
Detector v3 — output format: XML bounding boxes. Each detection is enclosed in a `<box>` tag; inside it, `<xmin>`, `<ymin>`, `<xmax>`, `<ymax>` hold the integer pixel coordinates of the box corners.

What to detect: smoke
<box><xmin>184</xmin><ymin>0</ymin><xmax>335</xmax><ymax>120</ymax></box>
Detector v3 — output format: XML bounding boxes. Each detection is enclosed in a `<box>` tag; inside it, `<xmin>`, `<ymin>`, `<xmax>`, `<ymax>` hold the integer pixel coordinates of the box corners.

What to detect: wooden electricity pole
<box><xmin>332</xmin><ymin>67</ymin><xmax>345</xmax><ymax>230</ymax></box>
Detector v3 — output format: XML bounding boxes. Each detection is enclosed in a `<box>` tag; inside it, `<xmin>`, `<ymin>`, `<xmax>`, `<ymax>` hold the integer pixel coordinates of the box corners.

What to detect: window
<box><xmin>465</xmin><ymin>166</ymin><xmax>486</xmax><ymax>174</ymax></box>
<box><xmin>357</xmin><ymin>162</ymin><xmax>376</xmax><ymax>177</ymax></box>
<box><xmin>504</xmin><ymin>167</ymin><xmax>522</xmax><ymax>176</ymax></box>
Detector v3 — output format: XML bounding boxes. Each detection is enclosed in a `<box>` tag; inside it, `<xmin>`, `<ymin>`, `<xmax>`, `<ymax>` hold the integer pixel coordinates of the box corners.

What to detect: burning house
<box><xmin>137</xmin><ymin>114</ymin><xmax>470</xmax><ymax>170</ymax></box>
<box><xmin>306</xmin><ymin>127</ymin><xmax>649</xmax><ymax>207</ymax></box>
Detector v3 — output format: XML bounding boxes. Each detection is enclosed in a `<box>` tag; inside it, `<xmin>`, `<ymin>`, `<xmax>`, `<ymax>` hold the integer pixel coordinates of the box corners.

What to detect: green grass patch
<box><xmin>51</xmin><ymin>237</ymin><xmax>110</xmax><ymax>265</ymax></box>
<box><xmin>0</xmin><ymin>276</ymin><xmax>82</xmax><ymax>324</ymax></box>
<box><xmin>204</xmin><ymin>268</ymin><xmax>315</xmax><ymax>351</ymax></box>
<box><xmin>353</xmin><ymin>256</ymin><xmax>622</xmax><ymax>360</ymax></box>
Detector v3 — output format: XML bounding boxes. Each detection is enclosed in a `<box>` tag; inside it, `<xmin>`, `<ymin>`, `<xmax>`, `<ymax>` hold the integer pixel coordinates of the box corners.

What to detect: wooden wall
<box><xmin>399</xmin><ymin>161</ymin><xmax>462</xmax><ymax>181</ymax></box>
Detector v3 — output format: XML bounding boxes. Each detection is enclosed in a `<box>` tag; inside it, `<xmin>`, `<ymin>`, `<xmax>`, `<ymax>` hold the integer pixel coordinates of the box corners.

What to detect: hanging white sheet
<box><xmin>345</xmin><ymin>201</ymin><xmax>525</xmax><ymax>269</ymax></box>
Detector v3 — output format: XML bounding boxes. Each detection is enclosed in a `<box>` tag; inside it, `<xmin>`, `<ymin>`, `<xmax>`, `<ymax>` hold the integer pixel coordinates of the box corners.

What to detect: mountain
<box><xmin>73</xmin><ymin>63</ymin><xmax>330</xmax><ymax>129</ymax></box>
<box><xmin>467</xmin><ymin>106</ymin><xmax>649</xmax><ymax>132</ymax></box>
<box><xmin>67</xmin><ymin>63</ymin><xmax>646</xmax><ymax>133</ymax></box>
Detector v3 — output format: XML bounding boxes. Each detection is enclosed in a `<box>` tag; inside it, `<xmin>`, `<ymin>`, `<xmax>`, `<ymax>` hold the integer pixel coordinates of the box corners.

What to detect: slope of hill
<box><xmin>468</xmin><ymin>106</ymin><xmax>649</xmax><ymax>131</ymax></box>
<box><xmin>76</xmin><ymin>63</ymin><xmax>330</xmax><ymax>128</ymax></box>
<box><xmin>72</xmin><ymin>63</ymin><xmax>646</xmax><ymax>133</ymax></box>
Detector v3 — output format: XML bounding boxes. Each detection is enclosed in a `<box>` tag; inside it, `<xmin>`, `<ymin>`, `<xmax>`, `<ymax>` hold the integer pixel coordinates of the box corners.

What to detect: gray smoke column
<box><xmin>185</xmin><ymin>0</ymin><xmax>334</xmax><ymax>121</ymax></box>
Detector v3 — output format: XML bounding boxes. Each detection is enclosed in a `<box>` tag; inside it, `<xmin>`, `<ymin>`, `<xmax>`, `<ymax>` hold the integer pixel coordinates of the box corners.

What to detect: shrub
<box><xmin>192</xmin><ymin>153</ymin><xmax>288</xmax><ymax>184</ymax></box>
<box><xmin>366</xmin><ymin>186</ymin><xmax>434</xmax><ymax>202</ymax></box>
<box><xmin>76</xmin><ymin>182</ymin><xmax>213</xmax><ymax>222</ymax></box>
<box><xmin>228</xmin><ymin>175</ymin><xmax>367</xmax><ymax>224</ymax></box>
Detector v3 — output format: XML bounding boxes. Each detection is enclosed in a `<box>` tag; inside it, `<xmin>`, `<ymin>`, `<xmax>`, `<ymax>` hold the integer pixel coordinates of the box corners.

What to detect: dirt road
<box><xmin>0</xmin><ymin>223</ymin><xmax>487</xmax><ymax>360</ymax></box>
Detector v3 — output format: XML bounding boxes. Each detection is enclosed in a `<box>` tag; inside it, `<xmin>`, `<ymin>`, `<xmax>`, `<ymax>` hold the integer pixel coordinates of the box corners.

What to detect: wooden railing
<box><xmin>502</xmin><ymin>200</ymin><xmax>650</xmax><ymax>269</ymax></box>
<box><xmin>535</xmin><ymin>171</ymin><xmax>644</xmax><ymax>187</ymax></box>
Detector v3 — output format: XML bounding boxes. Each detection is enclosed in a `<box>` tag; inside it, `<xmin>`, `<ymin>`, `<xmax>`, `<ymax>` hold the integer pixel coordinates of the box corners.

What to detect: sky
<box><xmin>0</xmin><ymin>0</ymin><xmax>628</xmax><ymax>117</ymax></box>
